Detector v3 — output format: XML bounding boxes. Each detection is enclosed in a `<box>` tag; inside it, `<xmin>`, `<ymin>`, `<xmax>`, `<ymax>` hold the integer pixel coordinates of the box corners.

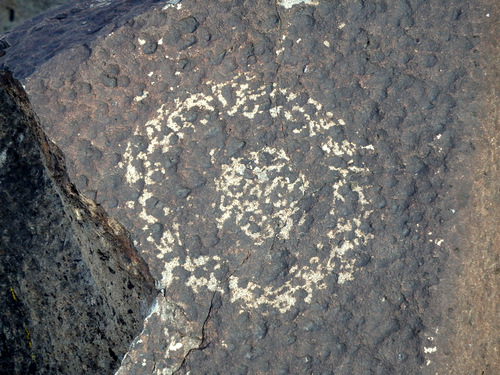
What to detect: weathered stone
<box><xmin>0</xmin><ymin>0</ymin><xmax>69</xmax><ymax>33</ymax></box>
<box><xmin>0</xmin><ymin>0</ymin><xmax>499</xmax><ymax>374</ymax></box>
<box><xmin>0</xmin><ymin>71</ymin><xmax>156</xmax><ymax>374</ymax></box>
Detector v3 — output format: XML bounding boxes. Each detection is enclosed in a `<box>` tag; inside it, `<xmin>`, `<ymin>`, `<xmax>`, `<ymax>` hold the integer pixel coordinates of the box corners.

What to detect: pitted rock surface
<box><xmin>1</xmin><ymin>0</ymin><xmax>498</xmax><ymax>374</ymax></box>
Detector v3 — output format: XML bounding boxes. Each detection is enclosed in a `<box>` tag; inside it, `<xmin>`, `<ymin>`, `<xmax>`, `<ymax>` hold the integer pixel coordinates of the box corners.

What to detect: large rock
<box><xmin>0</xmin><ymin>71</ymin><xmax>156</xmax><ymax>374</ymax></box>
<box><xmin>0</xmin><ymin>0</ymin><xmax>498</xmax><ymax>374</ymax></box>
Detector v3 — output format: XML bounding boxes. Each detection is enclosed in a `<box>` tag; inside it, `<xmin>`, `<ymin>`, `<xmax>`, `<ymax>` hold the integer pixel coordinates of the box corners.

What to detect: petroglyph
<box><xmin>119</xmin><ymin>72</ymin><xmax>375</xmax><ymax>313</ymax></box>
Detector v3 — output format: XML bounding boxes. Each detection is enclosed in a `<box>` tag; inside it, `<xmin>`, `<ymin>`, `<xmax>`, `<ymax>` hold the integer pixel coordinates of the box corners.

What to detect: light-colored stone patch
<box><xmin>119</xmin><ymin>71</ymin><xmax>375</xmax><ymax>313</ymax></box>
<box><xmin>208</xmin><ymin>77</ymin><xmax>269</xmax><ymax>119</ymax></box>
<box><xmin>0</xmin><ymin>149</ymin><xmax>7</xmax><ymax>168</ymax></box>
<box><xmin>115</xmin><ymin>295</ymin><xmax>201</xmax><ymax>375</ymax></box>
<box><xmin>134</xmin><ymin>91</ymin><xmax>149</xmax><ymax>101</ymax></box>
<box><xmin>228</xmin><ymin>229</ymin><xmax>373</xmax><ymax>313</ymax></box>
<box><xmin>90</xmin><ymin>0</ymin><xmax>113</xmax><ymax>8</ymax></box>
<box><xmin>162</xmin><ymin>0</ymin><xmax>183</xmax><ymax>10</ymax></box>
<box><xmin>215</xmin><ymin>146</ymin><xmax>309</xmax><ymax>245</ymax></box>
<box><xmin>423</xmin><ymin>329</ymin><xmax>439</xmax><ymax>366</ymax></box>
<box><xmin>278</xmin><ymin>0</ymin><xmax>319</xmax><ymax>9</ymax></box>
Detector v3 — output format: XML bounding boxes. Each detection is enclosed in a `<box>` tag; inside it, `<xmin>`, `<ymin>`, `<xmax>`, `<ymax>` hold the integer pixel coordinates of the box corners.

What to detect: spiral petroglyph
<box><xmin>119</xmin><ymin>72</ymin><xmax>375</xmax><ymax>313</ymax></box>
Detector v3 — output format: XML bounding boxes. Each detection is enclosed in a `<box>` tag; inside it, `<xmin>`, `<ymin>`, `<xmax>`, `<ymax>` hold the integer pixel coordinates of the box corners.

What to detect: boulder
<box><xmin>0</xmin><ymin>70</ymin><xmax>155</xmax><ymax>374</ymax></box>
<box><xmin>0</xmin><ymin>0</ymin><xmax>498</xmax><ymax>374</ymax></box>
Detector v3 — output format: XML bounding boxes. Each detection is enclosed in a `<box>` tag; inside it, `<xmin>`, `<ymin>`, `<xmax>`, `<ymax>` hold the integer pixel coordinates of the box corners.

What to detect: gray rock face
<box><xmin>0</xmin><ymin>0</ymin><xmax>498</xmax><ymax>374</ymax></box>
<box><xmin>0</xmin><ymin>0</ymin><xmax>69</xmax><ymax>33</ymax></box>
<box><xmin>0</xmin><ymin>71</ymin><xmax>155</xmax><ymax>374</ymax></box>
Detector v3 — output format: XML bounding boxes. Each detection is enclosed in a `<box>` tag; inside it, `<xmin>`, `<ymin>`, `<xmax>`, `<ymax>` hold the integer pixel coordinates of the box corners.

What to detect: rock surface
<box><xmin>0</xmin><ymin>71</ymin><xmax>156</xmax><ymax>374</ymax></box>
<box><xmin>0</xmin><ymin>0</ymin><xmax>68</xmax><ymax>33</ymax></box>
<box><xmin>0</xmin><ymin>0</ymin><xmax>498</xmax><ymax>374</ymax></box>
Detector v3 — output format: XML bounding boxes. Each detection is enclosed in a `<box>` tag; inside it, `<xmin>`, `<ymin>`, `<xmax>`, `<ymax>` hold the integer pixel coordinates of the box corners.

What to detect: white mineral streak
<box><xmin>119</xmin><ymin>71</ymin><xmax>375</xmax><ymax>313</ymax></box>
<box><xmin>134</xmin><ymin>90</ymin><xmax>149</xmax><ymax>102</ymax></box>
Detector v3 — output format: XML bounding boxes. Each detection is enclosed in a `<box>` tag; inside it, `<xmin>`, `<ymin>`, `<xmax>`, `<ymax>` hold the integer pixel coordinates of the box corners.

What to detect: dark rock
<box><xmin>0</xmin><ymin>71</ymin><xmax>155</xmax><ymax>374</ymax></box>
<box><xmin>178</xmin><ymin>15</ymin><xmax>199</xmax><ymax>34</ymax></box>
<box><xmin>140</xmin><ymin>34</ymin><xmax>158</xmax><ymax>54</ymax></box>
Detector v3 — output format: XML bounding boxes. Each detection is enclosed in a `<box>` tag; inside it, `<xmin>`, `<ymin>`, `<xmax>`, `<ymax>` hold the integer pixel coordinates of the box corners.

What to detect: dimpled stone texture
<box><xmin>0</xmin><ymin>0</ymin><xmax>494</xmax><ymax>374</ymax></box>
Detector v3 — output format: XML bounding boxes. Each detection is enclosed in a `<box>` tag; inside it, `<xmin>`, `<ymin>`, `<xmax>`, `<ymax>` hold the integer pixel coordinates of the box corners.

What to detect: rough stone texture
<box><xmin>423</xmin><ymin>2</ymin><xmax>500</xmax><ymax>373</ymax></box>
<box><xmin>0</xmin><ymin>0</ymin><xmax>69</xmax><ymax>33</ymax></box>
<box><xmin>1</xmin><ymin>0</ymin><xmax>498</xmax><ymax>374</ymax></box>
<box><xmin>0</xmin><ymin>71</ymin><xmax>156</xmax><ymax>374</ymax></box>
